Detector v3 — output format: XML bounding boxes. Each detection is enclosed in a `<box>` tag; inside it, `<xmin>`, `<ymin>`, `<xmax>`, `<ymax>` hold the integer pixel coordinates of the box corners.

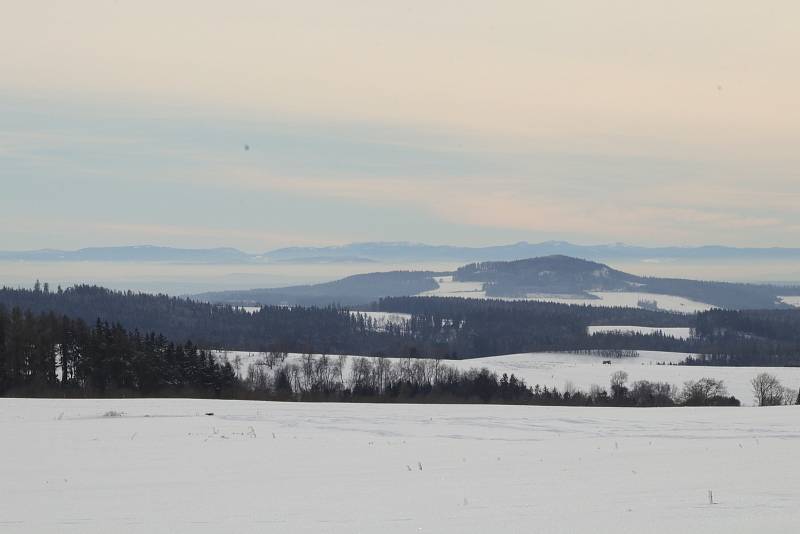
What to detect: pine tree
<box><xmin>0</xmin><ymin>309</ymin><xmax>7</xmax><ymax>393</ymax></box>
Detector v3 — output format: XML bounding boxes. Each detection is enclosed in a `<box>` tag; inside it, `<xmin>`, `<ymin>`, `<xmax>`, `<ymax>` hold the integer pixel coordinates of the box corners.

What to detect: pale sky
<box><xmin>2</xmin><ymin>0</ymin><xmax>799</xmax><ymax>251</ymax></box>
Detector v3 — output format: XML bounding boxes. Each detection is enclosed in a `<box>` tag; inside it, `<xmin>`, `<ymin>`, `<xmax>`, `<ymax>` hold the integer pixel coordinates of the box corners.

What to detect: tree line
<box><xmin>239</xmin><ymin>354</ymin><xmax>743</xmax><ymax>407</ymax></box>
<box><xmin>0</xmin><ymin>306</ymin><xmax>237</xmax><ymax>397</ymax></box>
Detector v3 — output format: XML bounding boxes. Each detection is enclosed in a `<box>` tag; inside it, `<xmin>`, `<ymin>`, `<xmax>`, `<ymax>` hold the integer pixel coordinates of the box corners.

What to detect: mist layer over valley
<box><xmin>4</xmin><ymin>242</ymin><xmax>800</xmax><ymax>295</ymax></box>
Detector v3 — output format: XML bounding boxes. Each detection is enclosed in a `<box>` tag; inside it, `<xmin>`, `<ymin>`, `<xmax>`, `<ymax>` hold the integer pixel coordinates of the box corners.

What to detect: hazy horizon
<box><xmin>3</xmin><ymin>1</ymin><xmax>800</xmax><ymax>251</ymax></box>
<box><xmin>3</xmin><ymin>256</ymin><xmax>800</xmax><ymax>296</ymax></box>
<box><xmin>8</xmin><ymin>238</ymin><xmax>800</xmax><ymax>255</ymax></box>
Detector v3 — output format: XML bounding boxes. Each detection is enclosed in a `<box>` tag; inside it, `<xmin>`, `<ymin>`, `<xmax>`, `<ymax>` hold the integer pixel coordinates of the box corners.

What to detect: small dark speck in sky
<box><xmin>244</xmin><ymin>144</ymin><xmax>250</xmax><ymax>151</ymax></box>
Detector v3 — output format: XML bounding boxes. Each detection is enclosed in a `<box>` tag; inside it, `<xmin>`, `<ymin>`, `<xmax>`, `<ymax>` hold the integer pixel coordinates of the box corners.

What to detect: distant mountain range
<box><xmin>3</xmin><ymin>241</ymin><xmax>800</xmax><ymax>264</ymax></box>
<box><xmin>264</xmin><ymin>241</ymin><xmax>800</xmax><ymax>263</ymax></box>
<box><xmin>195</xmin><ymin>255</ymin><xmax>800</xmax><ymax>310</ymax></box>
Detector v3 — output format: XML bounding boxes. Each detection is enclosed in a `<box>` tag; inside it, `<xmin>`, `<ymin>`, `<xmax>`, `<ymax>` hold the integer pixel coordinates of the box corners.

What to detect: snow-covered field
<box><xmin>588</xmin><ymin>325</ymin><xmax>694</xmax><ymax>339</ymax></box>
<box><xmin>349</xmin><ymin>311</ymin><xmax>412</xmax><ymax>330</ymax></box>
<box><xmin>420</xmin><ymin>276</ymin><xmax>714</xmax><ymax>312</ymax></box>
<box><xmin>234</xmin><ymin>306</ymin><xmax>262</xmax><ymax>314</ymax></box>
<box><xmin>2</xmin><ymin>398</ymin><xmax>799</xmax><ymax>533</ymax></box>
<box><xmin>779</xmin><ymin>296</ymin><xmax>800</xmax><ymax>307</ymax></box>
<box><xmin>419</xmin><ymin>277</ymin><xmax>486</xmax><ymax>298</ymax></box>
<box><xmin>442</xmin><ymin>352</ymin><xmax>800</xmax><ymax>406</ymax></box>
<box><xmin>548</xmin><ymin>291</ymin><xmax>714</xmax><ymax>312</ymax></box>
<box><xmin>218</xmin><ymin>350</ymin><xmax>800</xmax><ymax>407</ymax></box>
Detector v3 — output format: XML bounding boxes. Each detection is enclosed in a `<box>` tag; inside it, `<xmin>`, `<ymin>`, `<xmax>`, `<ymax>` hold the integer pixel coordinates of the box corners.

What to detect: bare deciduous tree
<box><xmin>630</xmin><ymin>380</ymin><xmax>676</xmax><ymax>406</ymax></box>
<box><xmin>246</xmin><ymin>362</ymin><xmax>271</xmax><ymax>392</ymax></box>
<box><xmin>609</xmin><ymin>370</ymin><xmax>629</xmax><ymax>401</ymax></box>
<box><xmin>751</xmin><ymin>373</ymin><xmax>783</xmax><ymax>406</ymax></box>
<box><xmin>610</xmin><ymin>370</ymin><xmax>628</xmax><ymax>388</ymax></box>
<box><xmin>679</xmin><ymin>377</ymin><xmax>727</xmax><ymax>406</ymax></box>
<box><xmin>781</xmin><ymin>386</ymin><xmax>798</xmax><ymax>406</ymax></box>
<box><xmin>262</xmin><ymin>350</ymin><xmax>287</xmax><ymax>369</ymax></box>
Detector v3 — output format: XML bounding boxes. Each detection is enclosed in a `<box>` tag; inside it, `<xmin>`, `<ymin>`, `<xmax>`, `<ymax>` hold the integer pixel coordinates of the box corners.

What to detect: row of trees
<box><xmin>238</xmin><ymin>354</ymin><xmax>743</xmax><ymax>407</ymax></box>
<box><xmin>567</xmin><ymin>349</ymin><xmax>640</xmax><ymax>359</ymax></box>
<box><xmin>751</xmin><ymin>372</ymin><xmax>800</xmax><ymax>406</ymax></box>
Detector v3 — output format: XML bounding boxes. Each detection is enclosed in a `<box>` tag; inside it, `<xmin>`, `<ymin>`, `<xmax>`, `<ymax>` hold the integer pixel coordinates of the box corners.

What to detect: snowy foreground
<box><xmin>3</xmin><ymin>398</ymin><xmax>799</xmax><ymax>533</ymax></box>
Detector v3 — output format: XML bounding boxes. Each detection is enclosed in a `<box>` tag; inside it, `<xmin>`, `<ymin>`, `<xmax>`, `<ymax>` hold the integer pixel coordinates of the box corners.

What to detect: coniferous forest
<box><xmin>0</xmin><ymin>307</ymin><xmax>237</xmax><ymax>397</ymax></box>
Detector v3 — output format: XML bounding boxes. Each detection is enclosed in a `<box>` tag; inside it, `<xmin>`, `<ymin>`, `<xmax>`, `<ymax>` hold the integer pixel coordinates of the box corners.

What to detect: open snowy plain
<box><xmin>1</xmin><ymin>398</ymin><xmax>799</xmax><ymax>533</ymax></box>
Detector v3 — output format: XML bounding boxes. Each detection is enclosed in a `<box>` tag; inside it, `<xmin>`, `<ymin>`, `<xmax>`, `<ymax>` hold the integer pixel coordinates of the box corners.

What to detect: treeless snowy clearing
<box><xmin>1</xmin><ymin>398</ymin><xmax>798</xmax><ymax>533</ymax></box>
<box><xmin>419</xmin><ymin>276</ymin><xmax>714</xmax><ymax>312</ymax></box>
<box><xmin>348</xmin><ymin>311</ymin><xmax>412</xmax><ymax>330</ymax></box>
<box><xmin>779</xmin><ymin>296</ymin><xmax>800</xmax><ymax>307</ymax></box>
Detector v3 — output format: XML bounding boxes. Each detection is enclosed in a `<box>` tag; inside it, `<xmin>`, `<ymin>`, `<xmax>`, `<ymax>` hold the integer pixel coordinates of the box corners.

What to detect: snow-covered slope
<box><xmin>348</xmin><ymin>310</ymin><xmax>412</xmax><ymax>330</ymax></box>
<box><xmin>2</xmin><ymin>398</ymin><xmax>798</xmax><ymax>533</ymax></box>
<box><xmin>780</xmin><ymin>296</ymin><xmax>800</xmax><ymax>307</ymax></box>
<box><xmin>420</xmin><ymin>276</ymin><xmax>714</xmax><ymax>312</ymax></box>
<box><xmin>441</xmin><ymin>352</ymin><xmax>800</xmax><ymax>406</ymax></box>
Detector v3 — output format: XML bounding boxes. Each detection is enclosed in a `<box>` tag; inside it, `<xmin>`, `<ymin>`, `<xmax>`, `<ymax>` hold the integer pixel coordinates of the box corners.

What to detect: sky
<box><xmin>1</xmin><ymin>0</ymin><xmax>799</xmax><ymax>252</ymax></box>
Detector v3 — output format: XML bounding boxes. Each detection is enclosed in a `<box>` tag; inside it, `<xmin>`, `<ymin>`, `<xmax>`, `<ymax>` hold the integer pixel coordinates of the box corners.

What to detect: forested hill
<box><xmin>194</xmin><ymin>271</ymin><xmax>440</xmax><ymax>306</ymax></box>
<box><xmin>194</xmin><ymin>255</ymin><xmax>800</xmax><ymax>309</ymax></box>
<box><xmin>454</xmin><ymin>256</ymin><xmax>799</xmax><ymax>309</ymax></box>
<box><xmin>454</xmin><ymin>256</ymin><xmax>636</xmax><ymax>294</ymax></box>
